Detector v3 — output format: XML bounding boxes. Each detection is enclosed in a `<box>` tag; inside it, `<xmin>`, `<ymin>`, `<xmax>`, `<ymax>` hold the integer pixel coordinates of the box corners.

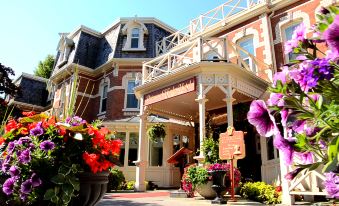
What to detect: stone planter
<box><xmin>196</xmin><ymin>181</ymin><xmax>227</xmax><ymax>200</ymax></box>
<box><xmin>210</xmin><ymin>170</ymin><xmax>227</xmax><ymax>204</ymax></box>
<box><xmin>71</xmin><ymin>171</ymin><xmax>109</xmax><ymax>206</ymax></box>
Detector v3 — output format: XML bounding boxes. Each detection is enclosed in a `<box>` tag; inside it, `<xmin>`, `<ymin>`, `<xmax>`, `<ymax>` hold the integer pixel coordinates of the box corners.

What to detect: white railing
<box><xmin>143</xmin><ymin>37</ymin><xmax>272</xmax><ymax>83</ymax></box>
<box><xmin>156</xmin><ymin>0</ymin><xmax>265</xmax><ymax>55</ymax></box>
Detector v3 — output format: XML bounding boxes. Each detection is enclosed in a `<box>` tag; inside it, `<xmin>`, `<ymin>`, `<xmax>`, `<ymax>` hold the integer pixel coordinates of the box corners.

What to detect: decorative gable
<box><xmin>121</xmin><ymin>18</ymin><xmax>148</xmax><ymax>51</ymax></box>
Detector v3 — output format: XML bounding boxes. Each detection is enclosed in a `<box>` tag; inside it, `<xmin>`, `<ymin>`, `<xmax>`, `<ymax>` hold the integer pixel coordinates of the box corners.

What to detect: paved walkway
<box><xmin>97</xmin><ymin>190</ymin><xmax>263</xmax><ymax>206</ymax></box>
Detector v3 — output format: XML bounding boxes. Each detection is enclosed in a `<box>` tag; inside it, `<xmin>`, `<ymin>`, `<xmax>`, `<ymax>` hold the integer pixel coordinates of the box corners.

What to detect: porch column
<box><xmin>135</xmin><ymin>96</ymin><xmax>148</xmax><ymax>191</ymax></box>
<box><xmin>194</xmin><ymin>96</ymin><xmax>208</xmax><ymax>164</ymax></box>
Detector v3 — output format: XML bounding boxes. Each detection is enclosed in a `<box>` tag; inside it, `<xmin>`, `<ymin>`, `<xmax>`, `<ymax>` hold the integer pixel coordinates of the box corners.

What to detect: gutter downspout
<box><xmin>267</xmin><ymin>10</ymin><xmax>277</xmax><ymax>73</ymax></box>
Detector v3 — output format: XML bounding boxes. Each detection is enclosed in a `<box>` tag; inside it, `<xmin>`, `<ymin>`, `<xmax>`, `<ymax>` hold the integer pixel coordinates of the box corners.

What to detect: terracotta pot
<box><xmin>71</xmin><ymin>171</ymin><xmax>109</xmax><ymax>206</ymax></box>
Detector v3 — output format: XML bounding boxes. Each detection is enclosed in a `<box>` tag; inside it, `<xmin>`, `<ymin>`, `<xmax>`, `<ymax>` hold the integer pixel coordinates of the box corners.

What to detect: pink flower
<box><xmin>323</xmin><ymin>15</ymin><xmax>339</xmax><ymax>55</ymax></box>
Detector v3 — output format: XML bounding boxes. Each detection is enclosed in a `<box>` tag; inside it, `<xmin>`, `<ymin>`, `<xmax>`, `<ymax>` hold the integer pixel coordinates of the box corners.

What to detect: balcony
<box><xmin>156</xmin><ymin>0</ymin><xmax>267</xmax><ymax>56</ymax></box>
<box><xmin>142</xmin><ymin>37</ymin><xmax>273</xmax><ymax>84</ymax></box>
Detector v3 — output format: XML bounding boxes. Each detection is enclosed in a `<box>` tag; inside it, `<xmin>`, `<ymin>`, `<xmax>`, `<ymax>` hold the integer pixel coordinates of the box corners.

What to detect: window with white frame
<box><xmin>100</xmin><ymin>84</ymin><xmax>108</xmax><ymax>113</ymax></box>
<box><xmin>125</xmin><ymin>80</ymin><xmax>139</xmax><ymax>109</ymax></box>
<box><xmin>131</xmin><ymin>28</ymin><xmax>140</xmax><ymax>49</ymax></box>
<box><xmin>128</xmin><ymin>132</ymin><xmax>139</xmax><ymax>166</ymax></box>
<box><xmin>283</xmin><ymin>23</ymin><xmax>301</xmax><ymax>62</ymax></box>
<box><xmin>149</xmin><ymin>139</ymin><xmax>163</xmax><ymax>166</ymax></box>
<box><xmin>238</xmin><ymin>36</ymin><xmax>256</xmax><ymax>72</ymax></box>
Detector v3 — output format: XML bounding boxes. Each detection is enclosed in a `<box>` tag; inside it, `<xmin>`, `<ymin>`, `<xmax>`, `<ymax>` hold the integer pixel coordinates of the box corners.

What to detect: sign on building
<box><xmin>219</xmin><ymin>130</ymin><xmax>245</xmax><ymax>160</ymax></box>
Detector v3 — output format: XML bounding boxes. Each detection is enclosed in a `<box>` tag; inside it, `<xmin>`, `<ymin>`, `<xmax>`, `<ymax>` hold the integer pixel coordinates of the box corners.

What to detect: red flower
<box><xmin>58</xmin><ymin>126</ymin><xmax>66</xmax><ymax>136</ymax></box>
<box><xmin>82</xmin><ymin>152</ymin><xmax>115</xmax><ymax>173</ymax></box>
<box><xmin>5</xmin><ymin>119</ymin><xmax>19</xmax><ymax>132</ymax></box>
<box><xmin>22</xmin><ymin>111</ymin><xmax>36</xmax><ymax>117</ymax></box>
<box><xmin>87</xmin><ymin>126</ymin><xmax>96</xmax><ymax>136</ymax></box>
<box><xmin>0</xmin><ymin>137</ymin><xmax>5</xmax><ymax>145</ymax></box>
<box><xmin>28</xmin><ymin>122</ymin><xmax>38</xmax><ymax>130</ymax></box>
<box><xmin>20</xmin><ymin>127</ymin><xmax>29</xmax><ymax>135</ymax></box>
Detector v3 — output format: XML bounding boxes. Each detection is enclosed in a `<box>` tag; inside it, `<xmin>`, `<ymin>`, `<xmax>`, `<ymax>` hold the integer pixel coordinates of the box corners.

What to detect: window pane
<box><xmin>127</xmin><ymin>81</ymin><xmax>136</xmax><ymax>93</ymax></box>
<box><xmin>131</xmin><ymin>38</ymin><xmax>139</xmax><ymax>48</ymax></box>
<box><xmin>285</xmin><ymin>24</ymin><xmax>299</xmax><ymax>41</ymax></box>
<box><xmin>103</xmin><ymin>85</ymin><xmax>108</xmax><ymax>98</ymax></box>
<box><xmin>267</xmin><ymin>137</ymin><xmax>275</xmax><ymax>160</ymax></box>
<box><xmin>128</xmin><ymin>132</ymin><xmax>139</xmax><ymax>166</ymax></box>
<box><xmin>115</xmin><ymin>132</ymin><xmax>126</xmax><ymax>166</ymax></box>
<box><xmin>127</xmin><ymin>94</ymin><xmax>138</xmax><ymax>108</ymax></box>
<box><xmin>132</xmin><ymin>28</ymin><xmax>139</xmax><ymax>37</ymax></box>
<box><xmin>239</xmin><ymin>38</ymin><xmax>254</xmax><ymax>58</ymax></box>
<box><xmin>149</xmin><ymin>139</ymin><xmax>163</xmax><ymax>166</ymax></box>
<box><xmin>101</xmin><ymin>99</ymin><xmax>107</xmax><ymax>112</ymax></box>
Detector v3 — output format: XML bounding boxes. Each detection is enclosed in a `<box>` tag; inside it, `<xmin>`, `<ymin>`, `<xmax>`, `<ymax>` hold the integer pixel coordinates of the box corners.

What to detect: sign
<box><xmin>144</xmin><ymin>77</ymin><xmax>196</xmax><ymax>106</ymax></box>
<box><xmin>219</xmin><ymin>131</ymin><xmax>245</xmax><ymax>160</ymax></box>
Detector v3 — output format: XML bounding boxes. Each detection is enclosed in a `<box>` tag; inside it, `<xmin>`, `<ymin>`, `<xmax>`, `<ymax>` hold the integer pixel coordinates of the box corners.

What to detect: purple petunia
<box><xmin>20</xmin><ymin>179</ymin><xmax>32</xmax><ymax>194</ymax></box>
<box><xmin>280</xmin><ymin>109</ymin><xmax>289</xmax><ymax>127</ymax></box>
<box><xmin>311</xmin><ymin>58</ymin><xmax>334</xmax><ymax>80</ymax></box>
<box><xmin>323</xmin><ymin>15</ymin><xmax>339</xmax><ymax>55</ymax></box>
<box><xmin>267</xmin><ymin>93</ymin><xmax>284</xmax><ymax>107</ymax></box>
<box><xmin>295</xmin><ymin>152</ymin><xmax>314</xmax><ymax>164</ymax></box>
<box><xmin>18</xmin><ymin>149</ymin><xmax>31</xmax><ymax>164</ymax></box>
<box><xmin>285</xmin><ymin>168</ymin><xmax>303</xmax><ymax>181</ymax></box>
<box><xmin>284</xmin><ymin>23</ymin><xmax>306</xmax><ymax>54</ymax></box>
<box><xmin>247</xmin><ymin>100</ymin><xmax>277</xmax><ymax>137</ymax></box>
<box><xmin>16</xmin><ymin>136</ymin><xmax>32</xmax><ymax>145</ymax></box>
<box><xmin>30</xmin><ymin>122</ymin><xmax>44</xmax><ymax>136</ymax></box>
<box><xmin>289</xmin><ymin>61</ymin><xmax>319</xmax><ymax>92</ymax></box>
<box><xmin>7</xmin><ymin>142</ymin><xmax>16</xmax><ymax>154</ymax></box>
<box><xmin>9</xmin><ymin>165</ymin><xmax>20</xmax><ymax>177</ymax></box>
<box><xmin>65</xmin><ymin>116</ymin><xmax>86</xmax><ymax>126</ymax></box>
<box><xmin>31</xmin><ymin>173</ymin><xmax>42</xmax><ymax>187</ymax></box>
<box><xmin>273</xmin><ymin>132</ymin><xmax>294</xmax><ymax>165</ymax></box>
<box><xmin>40</xmin><ymin>140</ymin><xmax>55</xmax><ymax>152</ymax></box>
<box><xmin>323</xmin><ymin>172</ymin><xmax>339</xmax><ymax>198</ymax></box>
<box><xmin>273</xmin><ymin>66</ymin><xmax>289</xmax><ymax>87</ymax></box>
<box><xmin>3</xmin><ymin>177</ymin><xmax>16</xmax><ymax>195</ymax></box>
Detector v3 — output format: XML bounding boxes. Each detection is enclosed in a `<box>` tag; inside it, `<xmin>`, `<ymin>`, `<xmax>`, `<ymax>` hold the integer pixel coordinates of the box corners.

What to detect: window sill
<box><xmin>122</xmin><ymin>108</ymin><xmax>140</xmax><ymax>112</ymax></box>
<box><xmin>97</xmin><ymin>112</ymin><xmax>106</xmax><ymax>116</ymax></box>
<box><xmin>122</xmin><ymin>47</ymin><xmax>146</xmax><ymax>52</ymax></box>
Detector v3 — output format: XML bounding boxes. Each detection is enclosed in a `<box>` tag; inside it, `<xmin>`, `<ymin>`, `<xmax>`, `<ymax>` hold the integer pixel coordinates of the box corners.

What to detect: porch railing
<box><xmin>143</xmin><ymin>37</ymin><xmax>273</xmax><ymax>84</ymax></box>
<box><xmin>156</xmin><ymin>0</ymin><xmax>265</xmax><ymax>55</ymax></box>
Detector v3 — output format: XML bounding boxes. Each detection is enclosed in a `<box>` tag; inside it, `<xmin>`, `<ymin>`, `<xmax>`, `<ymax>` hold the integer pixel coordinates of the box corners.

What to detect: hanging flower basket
<box><xmin>147</xmin><ymin>123</ymin><xmax>166</xmax><ymax>143</ymax></box>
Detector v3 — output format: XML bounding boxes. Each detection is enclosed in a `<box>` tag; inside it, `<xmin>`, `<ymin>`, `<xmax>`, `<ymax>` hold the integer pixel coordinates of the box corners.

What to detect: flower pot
<box><xmin>71</xmin><ymin>171</ymin><xmax>109</xmax><ymax>206</ymax></box>
<box><xmin>209</xmin><ymin>170</ymin><xmax>227</xmax><ymax>204</ymax></box>
<box><xmin>196</xmin><ymin>180</ymin><xmax>227</xmax><ymax>199</ymax></box>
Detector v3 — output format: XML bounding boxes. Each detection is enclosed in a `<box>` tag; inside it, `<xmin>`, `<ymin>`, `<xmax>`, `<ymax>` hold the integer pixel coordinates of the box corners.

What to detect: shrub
<box><xmin>186</xmin><ymin>165</ymin><xmax>210</xmax><ymax>189</ymax></box>
<box><xmin>107</xmin><ymin>169</ymin><xmax>125</xmax><ymax>192</ymax></box>
<box><xmin>240</xmin><ymin>182</ymin><xmax>281</xmax><ymax>205</ymax></box>
<box><xmin>126</xmin><ymin>181</ymin><xmax>135</xmax><ymax>190</ymax></box>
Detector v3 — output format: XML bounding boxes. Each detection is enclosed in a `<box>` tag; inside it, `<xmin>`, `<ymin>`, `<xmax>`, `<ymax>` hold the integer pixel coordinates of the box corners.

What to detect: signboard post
<box><xmin>219</xmin><ymin>127</ymin><xmax>245</xmax><ymax>202</ymax></box>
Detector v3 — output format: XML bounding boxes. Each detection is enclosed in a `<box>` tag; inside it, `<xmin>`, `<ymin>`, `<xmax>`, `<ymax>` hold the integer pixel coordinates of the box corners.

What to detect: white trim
<box><xmin>236</xmin><ymin>35</ymin><xmax>257</xmax><ymax>74</ymax></box>
<box><xmin>122</xmin><ymin>19</ymin><xmax>148</xmax><ymax>51</ymax></box>
<box><xmin>273</xmin><ymin>10</ymin><xmax>311</xmax><ymax>44</ymax></box>
<box><xmin>13</xmin><ymin>72</ymin><xmax>47</xmax><ymax>84</ymax></box>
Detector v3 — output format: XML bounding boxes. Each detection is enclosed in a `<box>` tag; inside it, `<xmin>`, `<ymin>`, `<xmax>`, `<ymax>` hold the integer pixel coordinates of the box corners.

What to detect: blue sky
<box><xmin>0</xmin><ymin>0</ymin><xmax>226</xmax><ymax>78</ymax></box>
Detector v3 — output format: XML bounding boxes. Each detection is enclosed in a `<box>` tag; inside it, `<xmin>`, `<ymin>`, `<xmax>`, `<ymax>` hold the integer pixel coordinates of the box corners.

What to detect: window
<box><xmin>131</xmin><ymin>28</ymin><xmax>139</xmax><ymax>48</ymax></box>
<box><xmin>115</xmin><ymin>132</ymin><xmax>126</xmax><ymax>166</ymax></box>
<box><xmin>149</xmin><ymin>139</ymin><xmax>163</xmax><ymax>166</ymax></box>
<box><xmin>267</xmin><ymin>137</ymin><xmax>275</xmax><ymax>160</ymax></box>
<box><xmin>128</xmin><ymin>132</ymin><xmax>139</xmax><ymax>166</ymax></box>
<box><xmin>59</xmin><ymin>86</ymin><xmax>66</xmax><ymax>117</ymax></box>
<box><xmin>126</xmin><ymin>80</ymin><xmax>138</xmax><ymax>109</ymax></box>
<box><xmin>238</xmin><ymin>37</ymin><xmax>256</xmax><ymax>72</ymax></box>
<box><xmin>284</xmin><ymin>23</ymin><xmax>301</xmax><ymax>62</ymax></box>
<box><xmin>100</xmin><ymin>84</ymin><xmax>108</xmax><ymax>113</ymax></box>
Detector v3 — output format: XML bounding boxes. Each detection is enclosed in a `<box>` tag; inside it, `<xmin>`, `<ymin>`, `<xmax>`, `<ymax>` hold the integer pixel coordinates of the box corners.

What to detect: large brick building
<box><xmin>49</xmin><ymin>0</ymin><xmax>335</xmax><ymax>204</ymax></box>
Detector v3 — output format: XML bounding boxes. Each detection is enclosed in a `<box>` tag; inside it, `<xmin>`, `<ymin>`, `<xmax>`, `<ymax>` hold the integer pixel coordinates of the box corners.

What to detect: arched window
<box><xmin>131</xmin><ymin>28</ymin><xmax>140</xmax><ymax>48</ymax></box>
<box><xmin>282</xmin><ymin>22</ymin><xmax>301</xmax><ymax>62</ymax></box>
<box><xmin>237</xmin><ymin>36</ymin><xmax>256</xmax><ymax>73</ymax></box>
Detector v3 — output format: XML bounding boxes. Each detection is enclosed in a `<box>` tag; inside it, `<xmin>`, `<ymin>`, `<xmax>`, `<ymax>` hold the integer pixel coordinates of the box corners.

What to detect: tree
<box><xmin>0</xmin><ymin>63</ymin><xmax>19</xmax><ymax>98</ymax></box>
<box><xmin>34</xmin><ymin>55</ymin><xmax>55</xmax><ymax>79</ymax></box>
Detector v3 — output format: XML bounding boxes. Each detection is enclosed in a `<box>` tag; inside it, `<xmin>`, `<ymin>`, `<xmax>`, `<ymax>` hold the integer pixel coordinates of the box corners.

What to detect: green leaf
<box><xmin>62</xmin><ymin>193</ymin><xmax>72</xmax><ymax>205</ymax></box>
<box><xmin>51</xmin><ymin>196</ymin><xmax>59</xmax><ymax>204</ymax></box>
<box><xmin>316</xmin><ymin>14</ymin><xmax>324</xmax><ymax>20</ymax></box>
<box><xmin>51</xmin><ymin>174</ymin><xmax>66</xmax><ymax>184</ymax></box>
<box><xmin>308</xmin><ymin>162</ymin><xmax>322</xmax><ymax>171</ymax></box>
<box><xmin>59</xmin><ymin>166</ymin><xmax>71</xmax><ymax>175</ymax></box>
<box><xmin>44</xmin><ymin>189</ymin><xmax>56</xmax><ymax>200</ymax></box>
<box><xmin>62</xmin><ymin>184</ymin><xmax>74</xmax><ymax>196</ymax></box>
<box><xmin>328</xmin><ymin>136</ymin><xmax>339</xmax><ymax>161</ymax></box>
<box><xmin>323</xmin><ymin>157</ymin><xmax>338</xmax><ymax>173</ymax></box>
<box><xmin>315</xmin><ymin>95</ymin><xmax>323</xmax><ymax>110</ymax></box>
<box><xmin>329</xmin><ymin>6</ymin><xmax>339</xmax><ymax>15</ymax></box>
<box><xmin>69</xmin><ymin>177</ymin><xmax>80</xmax><ymax>191</ymax></box>
<box><xmin>318</xmin><ymin>22</ymin><xmax>328</xmax><ymax>32</ymax></box>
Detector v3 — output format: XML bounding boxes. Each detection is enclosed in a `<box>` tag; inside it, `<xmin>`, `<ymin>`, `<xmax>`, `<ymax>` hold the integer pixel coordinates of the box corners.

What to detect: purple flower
<box><xmin>20</xmin><ymin>193</ymin><xmax>28</xmax><ymax>201</ymax></box>
<box><xmin>273</xmin><ymin>66</ymin><xmax>288</xmax><ymax>86</ymax></box>
<box><xmin>7</xmin><ymin>142</ymin><xmax>16</xmax><ymax>154</ymax></box>
<box><xmin>285</xmin><ymin>168</ymin><xmax>303</xmax><ymax>181</ymax></box>
<box><xmin>20</xmin><ymin>179</ymin><xmax>32</xmax><ymax>194</ymax></box>
<box><xmin>247</xmin><ymin>100</ymin><xmax>276</xmax><ymax>137</ymax></box>
<box><xmin>3</xmin><ymin>177</ymin><xmax>16</xmax><ymax>195</ymax></box>
<box><xmin>273</xmin><ymin>132</ymin><xmax>294</xmax><ymax>165</ymax></box>
<box><xmin>323</xmin><ymin>172</ymin><xmax>339</xmax><ymax>198</ymax></box>
<box><xmin>1</xmin><ymin>162</ymin><xmax>11</xmax><ymax>173</ymax></box>
<box><xmin>292</xmin><ymin>120</ymin><xmax>306</xmax><ymax>134</ymax></box>
<box><xmin>311</xmin><ymin>58</ymin><xmax>334</xmax><ymax>80</ymax></box>
<box><xmin>9</xmin><ymin>165</ymin><xmax>20</xmax><ymax>177</ymax></box>
<box><xmin>31</xmin><ymin>173</ymin><xmax>42</xmax><ymax>187</ymax></box>
<box><xmin>319</xmin><ymin>140</ymin><xmax>327</xmax><ymax>149</ymax></box>
<box><xmin>30</xmin><ymin>122</ymin><xmax>44</xmax><ymax>136</ymax></box>
<box><xmin>18</xmin><ymin>149</ymin><xmax>31</xmax><ymax>164</ymax></box>
<box><xmin>295</xmin><ymin>152</ymin><xmax>314</xmax><ymax>164</ymax></box>
<box><xmin>267</xmin><ymin>93</ymin><xmax>284</xmax><ymax>107</ymax></box>
<box><xmin>66</xmin><ymin>116</ymin><xmax>86</xmax><ymax>126</ymax></box>
<box><xmin>289</xmin><ymin>61</ymin><xmax>318</xmax><ymax>92</ymax></box>
<box><xmin>323</xmin><ymin>15</ymin><xmax>339</xmax><ymax>55</ymax></box>
<box><xmin>284</xmin><ymin>40</ymin><xmax>297</xmax><ymax>54</ymax></box>
<box><xmin>40</xmin><ymin>140</ymin><xmax>55</xmax><ymax>152</ymax></box>
<box><xmin>17</xmin><ymin>136</ymin><xmax>32</xmax><ymax>145</ymax></box>
<box><xmin>284</xmin><ymin>23</ymin><xmax>306</xmax><ymax>54</ymax></box>
<box><xmin>280</xmin><ymin>109</ymin><xmax>289</xmax><ymax>127</ymax></box>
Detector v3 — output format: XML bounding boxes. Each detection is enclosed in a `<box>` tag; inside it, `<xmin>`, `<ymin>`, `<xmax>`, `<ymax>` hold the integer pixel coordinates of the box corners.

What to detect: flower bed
<box><xmin>0</xmin><ymin>113</ymin><xmax>122</xmax><ymax>205</ymax></box>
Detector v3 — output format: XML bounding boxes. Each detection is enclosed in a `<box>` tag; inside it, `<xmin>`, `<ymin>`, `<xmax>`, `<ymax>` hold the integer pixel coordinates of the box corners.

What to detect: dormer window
<box><xmin>56</xmin><ymin>34</ymin><xmax>74</xmax><ymax>68</ymax></box>
<box><xmin>122</xmin><ymin>18</ymin><xmax>148</xmax><ymax>51</ymax></box>
<box><xmin>131</xmin><ymin>28</ymin><xmax>140</xmax><ymax>48</ymax></box>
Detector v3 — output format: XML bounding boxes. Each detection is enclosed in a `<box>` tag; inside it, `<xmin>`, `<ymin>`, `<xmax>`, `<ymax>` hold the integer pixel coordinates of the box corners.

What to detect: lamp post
<box><xmin>229</xmin><ymin>145</ymin><xmax>241</xmax><ymax>202</ymax></box>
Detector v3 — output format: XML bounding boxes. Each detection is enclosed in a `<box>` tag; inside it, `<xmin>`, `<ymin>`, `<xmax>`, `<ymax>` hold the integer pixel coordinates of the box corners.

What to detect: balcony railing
<box><xmin>143</xmin><ymin>37</ymin><xmax>273</xmax><ymax>84</ymax></box>
<box><xmin>156</xmin><ymin>0</ymin><xmax>265</xmax><ymax>55</ymax></box>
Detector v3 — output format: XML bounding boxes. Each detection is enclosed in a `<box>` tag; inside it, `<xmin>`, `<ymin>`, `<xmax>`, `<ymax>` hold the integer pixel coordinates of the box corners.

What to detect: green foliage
<box><xmin>0</xmin><ymin>63</ymin><xmax>19</xmax><ymax>97</ymax></box>
<box><xmin>186</xmin><ymin>166</ymin><xmax>210</xmax><ymax>189</ymax></box>
<box><xmin>240</xmin><ymin>182</ymin><xmax>281</xmax><ymax>205</ymax></box>
<box><xmin>34</xmin><ymin>55</ymin><xmax>55</xmax><ymax>78</ymax></box>
<box><xmin>107</xmin><ymin>169</ymin><xmax>126</xmax><ymax>191</ymax></box>
<box><xmin>147</xmin><ymin>123</ymin><xmax>166</xmax><ymax>142</ymax></box>
<box><xmin>126</xmin><ymin>181</ymin><xmax>135</xmax><ymax>190</ymax></box>
<box><xmin>202</xmin><ymin>137</ymin><xmax>220</xmax><ymax>164</ymax></box>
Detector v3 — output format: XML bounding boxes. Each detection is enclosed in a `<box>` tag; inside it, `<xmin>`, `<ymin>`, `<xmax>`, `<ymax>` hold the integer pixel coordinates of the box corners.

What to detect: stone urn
<box><xmin>209</xmin><ymin>170</ymin><xmax>227</xmax><ymax>204</ymax></box>
<box><xmin>71</xmin><ymin>171</ymin><xmax>109</xmax><ymax>206</ymax></box>
<box><xmin>196</xmin><ymin>181</ymin><xmax>227</xmax><ymax>199</ymax></box>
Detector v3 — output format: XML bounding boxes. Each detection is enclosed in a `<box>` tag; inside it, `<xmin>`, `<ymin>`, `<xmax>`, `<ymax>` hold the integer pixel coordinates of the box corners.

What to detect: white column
<box><xmin>226</xmin><ymin>85</ymin><xmax>233</xmax><ymax>127</ymax></box>
<box><xmin>134</xmin><ymin>96</ymin><xmax>148</xmax><ymax>191</ymax></box>
<box><xmin>194</xmin><ymin>95</ymin><xmax>208</xmax><ymax>164</ymax></box>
